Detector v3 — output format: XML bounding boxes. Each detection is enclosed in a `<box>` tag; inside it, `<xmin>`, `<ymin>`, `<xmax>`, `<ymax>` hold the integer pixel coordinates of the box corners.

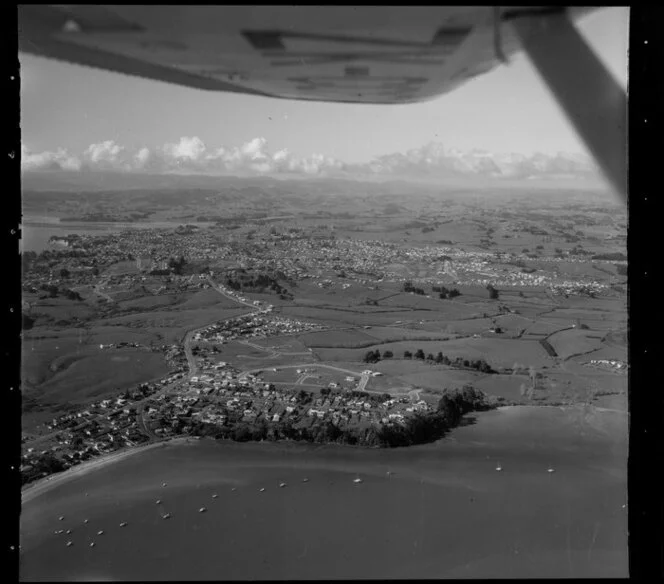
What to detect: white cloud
<box><xmin>162</xmin><ymin>136</ymin><xmax>207</xmax><ymax>162</ymax></box>
<box><xmin>84</xmin><ymin>140</ymin><xmax>123</xmax><ymax>164</ymax></box>
<box><xmin>134</xmin><ymin>147</ymin><xmax>151</xmax><ymax>168</ymax></box>
<box><xmin>21</xmin><ymin>144</ymin><xmax>82</xmax><ymax>171</ymax></box>
<box><xmin>240</xmin><ymin>137</ymin><xmax>269</xmax><ymax>161</ymax></box>
<box><xmin>21</xmin><ymin>138</ymin><xmax>598</xmax><ymax>181</ymax></box>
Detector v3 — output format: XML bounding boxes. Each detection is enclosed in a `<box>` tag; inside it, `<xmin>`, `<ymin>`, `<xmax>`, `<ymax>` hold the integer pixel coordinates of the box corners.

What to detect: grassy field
<box><xmin>28</xmin><ymin>297</ymin><xmax>97</xmax><ymax>323</ymax></box>
<box><xmin>103</xmin><ymin>306</ymin><xmax>249</xmax><ymax>343</ymax></box>
<box><xmin>548</xmin><ymin>329</ymin><xmax>603</xmax><ymax>359</ymax></box>
<box><xmin>22</xmin><ymin>330</ymin><xmax>93</xmax><ymax>387</ymax></box>
<box><xmin>281</xmin><ymin>306</ymin><xmax>463</xmax><ymax>328</ymax></box>
<box><xmin>177</xmin><ymin>288</ymin><xmax>246</xmax><ymax>310</ymax></box>
<box><xmin>246</xmin><ymin>337</ymin><xmax>310</xmax><ymax>353</ymax></box>
<box><xmin>375</xmin><ymin>366</ymin><xmax>483</xmax><ymax>392</ymax></box>
<box><xmin>24</xmin><ymin>348</ymin><xmax>169</xmax><ymax>405</ymax></box>
<box><xmin>117</xmin><ymin>293</ymin><xmax>186</xmax><ymax>311</ymax></box>
<box><xmin>361</xmin><ymin>326</ymin><xmax>451</xmax><ymax>341</ymax></box>
<box><xmin>299</xmin><ymin>329</ymin><xmax>379</xmax><ymax>348</ymax></box>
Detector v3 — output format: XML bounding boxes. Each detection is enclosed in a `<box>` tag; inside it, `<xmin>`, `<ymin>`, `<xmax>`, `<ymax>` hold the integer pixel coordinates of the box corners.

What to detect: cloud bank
<box><xmin>21</xmin><ymin>138</ymin><xmax>599</xmax><ymax>181</ymax></box>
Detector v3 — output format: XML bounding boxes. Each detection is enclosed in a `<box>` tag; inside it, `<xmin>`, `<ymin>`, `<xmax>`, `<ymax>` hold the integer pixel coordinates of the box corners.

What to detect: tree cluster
<box><xmin>403</xmin><ymin>281</ymin><xmax>426</xmax><ymax>295</ymax></box>
<box><xmin>432</xmin><ymin>285</ymin><xmax>461</xmax><ymax>299</ymax></box>
<box><xmin>225</xmin><ymin>273</ymin><xmax>293</xmax><ymax>299</ymax></box>
<box><xmin>376</xmin><ymin>386</ymin><xmax>494</xmax><ymax>447</ymax></box>
<box><xmin>402</xmin><ymin>349</ymin><xmax>494</xmax><ymax>372</ymax></box>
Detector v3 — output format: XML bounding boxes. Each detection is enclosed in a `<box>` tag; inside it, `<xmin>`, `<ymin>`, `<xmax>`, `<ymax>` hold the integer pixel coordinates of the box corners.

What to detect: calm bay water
<box><xmin>21</xmin><ymin>220</ymin><xmax>216</xmax><ymax>253</ymax></box>
<box><xmin>20</xmin><ymin>406</ymin><xmax>628</xmax><ymax>580</ymax></box>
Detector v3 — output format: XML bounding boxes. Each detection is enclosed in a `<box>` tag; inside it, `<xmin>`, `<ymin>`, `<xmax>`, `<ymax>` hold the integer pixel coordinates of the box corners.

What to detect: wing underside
<box><xmin>18</xmin><ymin>5</ymin><xmax>593</xmax><ymax>104</ymax></box>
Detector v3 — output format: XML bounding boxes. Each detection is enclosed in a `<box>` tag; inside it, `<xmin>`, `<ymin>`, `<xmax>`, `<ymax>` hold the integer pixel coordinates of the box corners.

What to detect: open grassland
<box><xmin>521</xmin><ymin>321</ymin><xmax>568</xmax><ymax>337</ymax></box>
<box><xmin>280</xmin><ymin>305</ymin><xmax>466</xmax><ymax>328</ymax></box>
<box><xmin>235</xmin><ymin>353</ymin><xmax>317</xmax><ymax>370</ymax></box>
<box><xmin>372</xmin><ymin>364</ymin><xmax>483</xmax><ymax>393</ymax></box>
<box><xmin>215</xmin><ymin>340</ymin><xmax>269</xmax><ymax>360</ymax></box>
<box><xmin>257</xmin><ymin>368</ymin><xmax>302</xmax><ymax>383</ymax></box>
<box><xmin>28</xmin><ymin>297</ymin><xmax>97</xmax><ymax>323</ymax></box>
<box><xmin>418</xmin><ymin>318</ymin><xmax>495</xmax><ymax>335</ymax></box>
<box><xmin>177</xmin><ymin>287</ymin><xmax>245</xmax><ymax>310</ymax></box>
<box><xmin>379</xmin><ymin>293</ymin><xmax>468</xmax><ymax>312</ymax></box>
<box><xmin>569</xmin><ymin>345</ymin><xmax>627</xmax><ymax>363</ymax></box>
<box><xmin>117</xmin><ymin>293</ymin><xmax>186</xmax><ymax>311</ymax></box>
<box><xmin>22</xmin><ymin>331</ymin><xmax>92</xmax><ymax>387</ymax></box>
<box><xmin>312</xmin><ymin>337</ymin><xmax>552</xmax><ymax>370</ymax></box>
<box><xmin>448</xmin><ymin>338</ymin><xmax>553</xmax><ymax>368</ymax></box>
<box><xmin>24</xmin><ymin>348</ymin><xmax>169</xmax><ymax>405</ymax></box>
<box><xmin>548</xmin><ymin>329</ymin><xmax>603</xmax><ymax>360</ymax></box>
<box><xmin>361</xmin><ymin>326</ymin><xmax>451</xmax><ymax>341</ymax></box>
<box><xmin>299</xmin><ymin>329</ymin><xmax>379</xmax><ymax>348</ymax></box>
<box><xmin>102</xmin><ymin>306</ymin><xmax>249</xmax><ymax>343</ymax></box>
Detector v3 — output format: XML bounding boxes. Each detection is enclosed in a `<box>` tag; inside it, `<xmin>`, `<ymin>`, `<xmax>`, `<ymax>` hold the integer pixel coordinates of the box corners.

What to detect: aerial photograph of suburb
<box><xmin>18</xmin><ymin>5</ymin><xmax>628</xmax><ymax>580</ymax></box>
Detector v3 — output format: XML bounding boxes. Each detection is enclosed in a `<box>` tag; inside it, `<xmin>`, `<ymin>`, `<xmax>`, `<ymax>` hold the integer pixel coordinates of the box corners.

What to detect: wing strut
<box><xmin>510</xmin><ymin>11</ymin><xmax>627</xmax><ymax>201</ymax></box>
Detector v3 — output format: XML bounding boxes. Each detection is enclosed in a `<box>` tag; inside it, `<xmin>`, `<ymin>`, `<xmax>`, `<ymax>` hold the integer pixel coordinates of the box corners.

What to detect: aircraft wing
<box><xmin>18</xmin><ymin>5</ymin><xmax>597</xmax><ymax>104</ymax></box>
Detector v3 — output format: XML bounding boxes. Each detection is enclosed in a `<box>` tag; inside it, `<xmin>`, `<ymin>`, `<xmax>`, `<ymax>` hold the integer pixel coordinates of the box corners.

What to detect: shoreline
<box><xmin>22</xmin><ymin>404</ymin><xmax>626</xmax><ymax>503</ymax></box>
<box><xmin>21</xmin><ymin>437</ymin><xmax>195</xmax><ymax>504</ymax></box>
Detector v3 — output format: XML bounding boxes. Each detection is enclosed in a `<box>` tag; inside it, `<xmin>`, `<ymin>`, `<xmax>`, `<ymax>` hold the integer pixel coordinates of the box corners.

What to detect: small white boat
<box><xmin>547</xmin><ymin>468</ymin><xmax>555</xmax><ymax>473</ymax></box>
<box><xmin>279</xmin><ymin>482</ymin><xmax>287</xmax><ymax>488</ymax></box>
<box><xmin>90</xmin><ymin>542</ymin><xmax>96</xmax><ymax>548</ymax></box>
<box><xmin>231</xmin><ymin>487</ymin><xmax>237</xmax><ymax>492</ymax></box>
<box><xmin>259</xmin><ymin>488</ymin><xmax>265</xmax><ymax>492</ymax></box>
<box><xmin>495</xmin><ymin>464</ymin><xmax>503</xmax><ymax>472</ymax></box>
<box><xmin>119</xmin><ymin>522</ymin><xmax>128</xmax><ymax>527</ymax></box>
<box><xmin>58</xmin><ymin>516</ymin><xmax>65</xmax><ymax>521</ymax></box>
<box><xmin>66</xmin><ymin>541</ymin><xmax>73</xmax><ymax>547</ymax></box>
<box><xmin>199</xmin><ymin>507</ymin><xmax>207</xmax><ymax>513</ymax></box>
<box><xmin>83</xmin><ymin>519</ymin><xmax>89</xmax><ymax>524</ymax></box>
<box><xmin>353</xmin><ymin>478</ymin><xmax>363</xmax><ymax>484</ymax></box>
<box><xmin>162</xmin><ymin>482</ymin><xmax>168</xmax><ymax>487</ymax></box>
<box><xmin>97</xmin><ymin>530</ymin><xmax>104</xmax><ymax>536</ymax></box>
<box><xmin>162</xmin><ymin>513</ymin><xmax>171</xmax><ymax>520</ymax></box>
<box><xmin>302</xmin><ymin>478</ymin><xmax>309</xmax><ymax>483</ymax></box>
<box><xmin>212</xmin><ymin>494</ymin><xmax>218</xmax><ymax>499</ymax></box>
<box><xmin>65</xmin><ymin>530</ymin><xmax>72</xmax><ymax>535</ymax></box>
<box><xmin>155</xmin><ymin>499</ymin><xmax>162</xmax><ymax>505</ymax></box>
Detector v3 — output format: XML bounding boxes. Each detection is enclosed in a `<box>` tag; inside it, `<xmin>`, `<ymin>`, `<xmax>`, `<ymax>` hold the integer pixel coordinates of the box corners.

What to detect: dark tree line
<box><xmin>432</xmin><ymin>285</ymin><xmax>461</xmax><ymax>299</ymax></box>
<box><xmin>402</xmin><ymin>349</ymin><xmax>494</xmax><ymax>373</ymax></box>
<box><xmin>403</xmin><ymin>281</ymin><xmax>426</xmax><ymax>295</ymax></box>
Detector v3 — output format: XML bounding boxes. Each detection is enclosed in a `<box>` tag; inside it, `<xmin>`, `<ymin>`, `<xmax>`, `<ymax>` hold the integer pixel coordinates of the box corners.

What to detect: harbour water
<box><xmin>20</xmin><ymin>406</ymin><xmax>628</xmax><ymax>580</ymax></box>
<box><xmin>20</xmin><ymin>219</ymin><xmax>216</xmax><ymax>253</ymax></box>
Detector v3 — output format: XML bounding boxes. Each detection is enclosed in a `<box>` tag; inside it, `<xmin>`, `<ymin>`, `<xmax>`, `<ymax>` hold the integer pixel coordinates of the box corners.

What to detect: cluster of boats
<box><xmin>55</xmin><ymin>519</ymin><xmax>124</xmax><ymax>548</ymax></box>
<box><xmin>57</xmin><ymin>473</ymin><xmax>379</xmax><ymax>546</ymax></box>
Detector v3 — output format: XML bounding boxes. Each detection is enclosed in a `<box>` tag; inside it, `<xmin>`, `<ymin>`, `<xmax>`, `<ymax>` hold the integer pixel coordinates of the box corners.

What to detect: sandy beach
<box><xmin>21</xmin><ymin>437</ymin><xmax>196</xmax><ymax>505</ymax></box>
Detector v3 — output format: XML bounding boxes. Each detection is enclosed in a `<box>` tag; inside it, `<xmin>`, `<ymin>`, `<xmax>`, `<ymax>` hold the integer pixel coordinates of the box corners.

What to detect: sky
<box><xmin>20</xmin><ymin>7</ymin><xmax>628</xmax><ymax>175</ymax></box>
